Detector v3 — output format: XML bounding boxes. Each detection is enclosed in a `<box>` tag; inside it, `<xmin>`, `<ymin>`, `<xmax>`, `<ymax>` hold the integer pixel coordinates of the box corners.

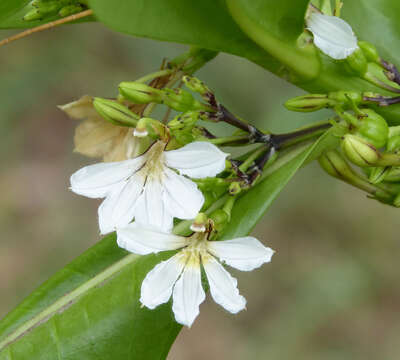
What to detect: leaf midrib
<box><xmin>0</xmin><ymin>253</ymin><xmax>139</xmax><ymax>351</ymax></box>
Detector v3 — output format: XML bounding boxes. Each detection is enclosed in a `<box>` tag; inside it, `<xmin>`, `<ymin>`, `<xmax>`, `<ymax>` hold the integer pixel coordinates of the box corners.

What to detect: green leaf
<box><xmin>88</xmin><ymin>0</ymin><xmax>282</xmax><ymax>74</ymax></box>
<box><xmin>0</xmin><ymin>234</ymin><xmax>181</xmax><ymax>359</ymax></box>
<box><xmin>225</xmin><ymin>0</ymin><xmax>320</xmax><ymax>79</ymax></box>
<box><xmin>0</xmin><ymin>130</ymin><xmax>334</xmax><ymax>359</ymax></box>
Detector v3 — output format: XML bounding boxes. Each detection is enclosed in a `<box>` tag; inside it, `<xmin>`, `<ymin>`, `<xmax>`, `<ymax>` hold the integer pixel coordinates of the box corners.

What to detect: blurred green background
<box><xmin>1</xmin><ymin>22</ymin><xmax>400</xmax><ymax>360</ymax></box>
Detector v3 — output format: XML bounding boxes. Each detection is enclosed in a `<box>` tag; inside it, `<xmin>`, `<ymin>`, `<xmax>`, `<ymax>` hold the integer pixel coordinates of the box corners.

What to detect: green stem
<box><xmin>222</xmin><ymin>196</ymin><xmax>237</xmax><ymax>220</ymax></box>
<box><xmin>207</xmin><ymin>135</ymin><xmax>250</xmax><ymax>146</ymax></box>
<box><xmin>239</xmin><ymin>146</ymin><xmax>267</xmax><ymax>172</ymax></box>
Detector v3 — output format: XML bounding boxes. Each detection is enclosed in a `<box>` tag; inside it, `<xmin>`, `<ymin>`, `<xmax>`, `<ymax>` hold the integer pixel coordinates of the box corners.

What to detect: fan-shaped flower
<box><xmin>307</xmin><ymin>13</ymin><xmax>358</xmax><ymax>60</ymax></box>
<box><xmin>117</xmin><ymin>225</ymin><xmax>274</xmax><ymax>327</ymax></box>
<box><xmin>70</xmin><ymin>141</ymin><xmax>228</xmax><ymax>234</ymax></box>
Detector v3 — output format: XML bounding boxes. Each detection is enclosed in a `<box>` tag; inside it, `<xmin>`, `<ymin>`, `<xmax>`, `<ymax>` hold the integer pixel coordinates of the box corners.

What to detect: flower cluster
<box><xmin>63</xmin><ymin>51</ymin><xmax>277</xmax><ymax>326</ymax></box>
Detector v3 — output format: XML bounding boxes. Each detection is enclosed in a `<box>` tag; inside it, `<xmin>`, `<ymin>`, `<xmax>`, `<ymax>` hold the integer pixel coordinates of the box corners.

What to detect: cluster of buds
<box><xmin>23</xmin><ymin>0</ymin><xmax>88</xmax><ymax>21</ymax></box>
<box><xmin>286</xmin><ymin>88</ymin><xmax>400</xmax><ymax>206</ymax></box>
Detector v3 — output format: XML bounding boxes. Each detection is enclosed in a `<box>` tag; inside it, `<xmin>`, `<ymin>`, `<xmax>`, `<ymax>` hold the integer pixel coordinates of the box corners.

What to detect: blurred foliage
<box><xmin>0</xmin><ymin>23</ymin><xmax>399</xmax><ymax>359</ymax></box>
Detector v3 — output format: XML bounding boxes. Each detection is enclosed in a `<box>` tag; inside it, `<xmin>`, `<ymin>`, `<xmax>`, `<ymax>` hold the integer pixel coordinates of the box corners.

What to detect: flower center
<box><xmin>178</xmin><ymin>233</ymin><xmax>211</xmax><ymax>268</ymax></box>
<box><xmin>138</xmin><ymin>140</ymin><xmax>167</xmax><ymax>181</ymax></box>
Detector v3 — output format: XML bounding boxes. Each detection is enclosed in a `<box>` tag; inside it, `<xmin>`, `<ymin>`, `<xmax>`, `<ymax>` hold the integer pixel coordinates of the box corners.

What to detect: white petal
<box><xmin>172</xmin><ymin>255</ymin><xmax>205</xmax><ymax>327</ymax></box>
<box><xmin>207</xmin><ymin>237</ymin><xmax>274</xmax><ymax>271</ymax></box>
<box><xmin>164</xmin><ymin>141</ymin><xmax>228</xmax><ymax>178</ymax></box>
<box><xmin>116</xmin><ymin>223</ymin><xmax>189</xmax><ymax>255</ymax></box>
<box><xmin>162</xmin><ymin>168</ymin><xmax>204</xmax><ymax>221</ymax></box>
<box><xmin>202</xmin><ymin>255</ymin><xmax>246</xmax><ymax>314</ymax></box>
<box><xmin>70</xmin><ymin>157</ymin><xmax>145</xmax><ymax>198</ymax></box>
<box><xmin>140</xmin><ymin>254</ymin><xmax>184</xmax><ymax>309</ymax></box>
<box><xmin>98</xmin><ymin>174</ymin><xmax>145</xmax><ymax>234</ymax></box>
<box><xmin>307</xmin><ymin>13</ymin><xmax>358</xmax><ymax>60</ymax></box>
<box><xmin>134</xmin><ymin>178</ymin><xmax>173</xmax><ymax>232</ymax></box>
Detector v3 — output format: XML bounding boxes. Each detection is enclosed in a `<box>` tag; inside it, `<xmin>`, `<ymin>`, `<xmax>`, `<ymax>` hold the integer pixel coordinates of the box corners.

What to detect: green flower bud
<box><xmin>59</xmin><ymin>4</ymin><xmax>84</xmax><ymax>17</ymax></box>
<box><xmin>162</xmin><ymin>88</ymin><xmax>205</xmax><ymax>112</ymax></box>
<box><xmin>358</xmin><ymin>41</ymin><xmax>380</xmax><ymax>64</ymax></box>
<box><xmin>168</xmin><ymin>111</ymin><xmax>200</xmax><ymax>131</ymax></box>
<box><xmin>23</xmin><ymin>8</ymin><xmax>42</xmax><ymax>21</ymax></box>
<box><xmin>93</xmin><ymin>98</ymin><xmax>138</xmax><ymax>127</ymax></box>
<box><xmin>343</xmin><ymin>108</ymin><xmax>389</xmax><ymax>149</ymax></box>
<box><xmin>345</xmin><ymin>47</ymin><xmax>368</xmax><ymax>75</ymax></box>
<box><xmin>383</xmin><ymin>167</ymin><xmax>400</xmax><ymax>182</ymax></box>
<box><xmin>182</xmin><ymin>76</ymin><xmax>210</xmax><ymax>95</ymax></box>
<box><xmin>284</xmin><ymin>94</ymin><xmax>335</xmax><ymax>112</ymax></box>
<box><xmin>319</xmin><ymin>150</ymin><xmax>355</xmax><ymax>180</ymax></box>
<box><xmin>355</xmin><ymin>109</ymin><xmax>388</xmax><ymax>149</ymax></box>
<box><xmin>118</xmin><ymin>82</ymin><xmax>162</xmax><ymax>104</ymax></box>
<box><xmin>369</xmin><ymin>166</ymin><xmax>388</xmax><ymax>184</ymax></box>
<box><xmin>341</xmin><ymin>134</ymin><xmax>380</xmax><ymax>167</ymax></box>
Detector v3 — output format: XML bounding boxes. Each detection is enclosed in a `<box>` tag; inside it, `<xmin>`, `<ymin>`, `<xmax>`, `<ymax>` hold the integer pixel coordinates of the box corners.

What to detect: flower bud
<box><xmin>32</xmin><ymin>0</ymin><xmax>60</xmax><ymax>14</ymax></box>
<box><xmin>358</xmin><ymin>41</ymin><xmax>380</xmax><ymax>64</ymax></box>
<box><xmin>341</xmin><ymin>134</ymin><xmax>380</xmax><ymax>167</ymax></box>
<box><xmin>284</xmin><ymin>94</ymin><xmax>336</xmax><ymax>112</ymax></box>
<box><xmin>168</xmin><ymin>111</ymin><xmax>200</xmax><ymax>131</ymax></box>
<box><xmin>182</xmin><ymin>76</ymin><xmax>210</xmax><ymax>96</ymax></box>
<box><xmin>383</xmin><ymin>167</ymin><xmax>400</xmax><ymax>182</ymax></box>
<box><xmin>118</xmin><ymin>82</ymin><xmax>162</xmax><ymax>104</ymax></box>
<box><xmin>59</xmin><ymin>4</ymin><xmax>84</xmax><ymax>17</ymax></box>
<box><xmin>318</xmin><ymin>150</ymin><xmax>355</xmax><ymax>179</ymax></box>
<box><xmin>162</xmin><ymin>88</ymin><xmax>205</xmax><ymax>112</ymax></box>
<box><xmin>23</xmin><ymin>9</ymin><xmax>43</xmax><ymax>21</ymax></box>
<box><xmin>354</xmin><ymin>109</ymin><xmax>389</xmax><ymax>149</ymax></box>
<box><xmin>369</xmin><ymin>166</ymin><xmax>388</xmax><ymax>184</ymax></box>
<box><xmin>345</xmin><ymin>47</ymin><xmax>368</xmax><ymax>75</ymax></box>
<box><xmin>93</xmin><ymin>98</ymin><xmax>138</xmax><ymax>127</ymax></box>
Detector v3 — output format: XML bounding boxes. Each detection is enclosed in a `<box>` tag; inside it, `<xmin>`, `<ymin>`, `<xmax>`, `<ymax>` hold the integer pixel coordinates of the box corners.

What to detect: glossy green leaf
<box><xmin>0</xmin><ymin>234</ymin><xmax>181</xmax><ymax>359</ymax></box>
<box><xmin>87</xmin><ymin>0</ymin><xmax>282</xmax><ymax>74</ymax></box>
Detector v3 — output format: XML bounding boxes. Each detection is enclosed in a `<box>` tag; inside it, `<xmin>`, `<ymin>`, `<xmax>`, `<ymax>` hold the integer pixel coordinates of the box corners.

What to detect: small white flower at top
<box><xmin>116</xmin><ymin>221</ymin><xmax>274</xmax><ymax>327</ymax></box>
<box><xmin>70</xmin><ymin>141</ymin><xmax>228</xmax><ymax>234</ymax></box>
<box><xmin>307</xmin><ymin>12</ymin><xmax>358</xmax><ymax>60</ymax></box>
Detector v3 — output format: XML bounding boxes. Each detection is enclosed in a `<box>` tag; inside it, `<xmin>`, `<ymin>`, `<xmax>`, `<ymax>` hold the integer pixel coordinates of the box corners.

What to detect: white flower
<box><xmin>70</xmin><ymin>141</ymin><xmax>228</xmax><ymax>234</ymax></box>
<box><xmin>307</xmin><ymin>13</ymin><xmax>358</xmax><ymax>60</ymax></box>
<box><xmin>116</xmin><ymin>225</ymin><xmax>274</xmax><ymax>327</ymax></box>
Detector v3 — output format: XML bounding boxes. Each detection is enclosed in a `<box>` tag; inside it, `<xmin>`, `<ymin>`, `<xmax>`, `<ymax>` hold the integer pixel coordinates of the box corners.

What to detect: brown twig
<box><xmin>0</xmin><ymin>9</ymin><xmax>93</xmax><ymax>48</ymax></box>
